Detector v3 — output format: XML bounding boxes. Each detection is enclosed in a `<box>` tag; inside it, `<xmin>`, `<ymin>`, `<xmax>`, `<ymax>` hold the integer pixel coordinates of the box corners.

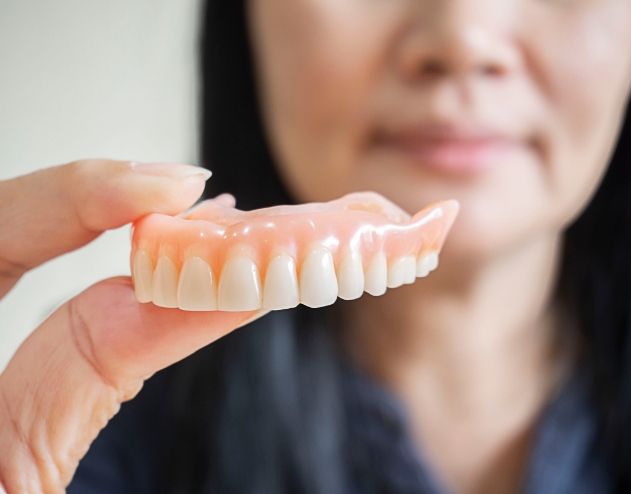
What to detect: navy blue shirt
<box><xmin>68</xmin><ymin>317</ymin><xmax>611</xmax><ymax>494</ymax></box>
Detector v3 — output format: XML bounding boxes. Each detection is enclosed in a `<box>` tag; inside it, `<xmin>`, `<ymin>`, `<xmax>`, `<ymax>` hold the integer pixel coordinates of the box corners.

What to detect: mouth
<box><xmin>374</xmin><ymin>123</ymin><xmax>530</xmax><ymax>176</ymax></box>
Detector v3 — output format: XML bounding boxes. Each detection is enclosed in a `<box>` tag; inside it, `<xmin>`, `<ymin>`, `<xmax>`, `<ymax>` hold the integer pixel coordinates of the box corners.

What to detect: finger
<box><xmin>0</xmin><ymin>160</ymin><xmax>211</xmax><ymax>296</ymax></box>
<box><xmin>0</xmin><ymin>277</ymin><xmax>260</xmax><ymax>492</ymax></box>
<box><xmin>210</xmin><ymin>193</ymin><xmax>236</xmax><ymax>208</ymax></box>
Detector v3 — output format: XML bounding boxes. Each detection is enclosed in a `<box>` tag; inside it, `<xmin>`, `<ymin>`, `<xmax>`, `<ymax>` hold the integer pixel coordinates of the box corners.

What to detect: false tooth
<box><xmin>218</xmin><ymin>257</ymin><xmax>263</xmax><ymax>311</ymax></box>
<box><xmin>337</xmin><ymin>252</ymin><xmax>364</xmax><ymax>300</ymax></box>
<box><xmin>364</xmin><ymin>252</ymin><xmax>387</xmax><ymax>296</ymax></box>
<box><xmin>177</xmin><ymin>257</ymin><xmax>217</xmax><ymax>311</ymax></box>
<box><xmin>300</xmin><ymin>248</ymin><xmax>338</xmax><ymax>308</ymax></box>
<box><xmin>133</xmin><ymin>250</ymin><xmax>154</xmax><ymax>303</ymax></box>
<box><xmin>152</xmin><ymin>256</ymin><xmax>179</xmax><ymax>308</ymax></box>
<box><xmin>387</xmin><ymin>256</ymin><xmax>416</xmax><ymax>288</ymax></box>
<box><xmin>263</xmin><ymin>255</ymin><xmax>300</xmax><ymax>310</ymax></box>
<box><xmin>416</xmin><ymin>252</ymin><xmax>439</xmax><ymax>278</ymax></box>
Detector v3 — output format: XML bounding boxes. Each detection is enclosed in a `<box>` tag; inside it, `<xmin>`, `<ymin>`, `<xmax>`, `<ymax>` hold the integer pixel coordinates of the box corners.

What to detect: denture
<box><xmin>131</xmin><ymin>192</ymin><xmax>458</xmax><ymax>311</ymax></box>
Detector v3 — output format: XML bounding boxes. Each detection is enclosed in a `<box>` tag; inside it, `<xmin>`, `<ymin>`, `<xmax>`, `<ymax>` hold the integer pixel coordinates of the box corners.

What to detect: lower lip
<box><xmin>379</xmin><ymin>138</ymin><xmax>522</xmax><ymax>175</ymax></box>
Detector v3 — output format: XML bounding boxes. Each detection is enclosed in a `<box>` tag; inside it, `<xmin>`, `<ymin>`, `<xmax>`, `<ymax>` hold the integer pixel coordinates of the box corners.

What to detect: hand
<box><xmin>0</xmin><ymin>160</ymin><xmax>259</xmax><ymax>493</ymax></box>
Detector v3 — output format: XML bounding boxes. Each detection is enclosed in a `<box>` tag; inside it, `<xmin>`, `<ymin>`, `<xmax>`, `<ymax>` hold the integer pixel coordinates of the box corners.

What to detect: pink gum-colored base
<box><xmin>131</xmin><ymin>193</ymin><xmax>459</xmax><ymax>279</ymax></box>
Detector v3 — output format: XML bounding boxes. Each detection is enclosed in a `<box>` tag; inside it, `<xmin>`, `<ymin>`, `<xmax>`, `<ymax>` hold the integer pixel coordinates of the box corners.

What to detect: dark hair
<box><xmin>164</xmin><ymin>0</ymin><xmax>631</xmax><ymax>491</ymax></box>
<box><xmin>559</xmin><ymin>102</ymin><xmax>631</xmax><ymax>488</ymax></box>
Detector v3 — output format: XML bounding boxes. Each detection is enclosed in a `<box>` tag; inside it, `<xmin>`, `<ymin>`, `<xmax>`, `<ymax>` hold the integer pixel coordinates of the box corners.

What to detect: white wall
<box><xmin>0</xmin><ymin>0</ymin><xmax>203</xmax><ymax>370</ymax></box>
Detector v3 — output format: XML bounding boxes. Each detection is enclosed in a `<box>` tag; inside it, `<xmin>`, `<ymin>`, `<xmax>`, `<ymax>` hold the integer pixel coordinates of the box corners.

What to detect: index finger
<box><xmin>0</xmin><ymin>160</ymin><xmax>211</xmax><ymax>297</ymax></box>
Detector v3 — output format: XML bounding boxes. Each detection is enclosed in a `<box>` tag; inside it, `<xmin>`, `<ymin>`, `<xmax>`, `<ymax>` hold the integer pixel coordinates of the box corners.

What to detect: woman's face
<box><xmin>248</xmin><ymin>0</ymin><xmax>631</xmax><ymax>259</ymax></box>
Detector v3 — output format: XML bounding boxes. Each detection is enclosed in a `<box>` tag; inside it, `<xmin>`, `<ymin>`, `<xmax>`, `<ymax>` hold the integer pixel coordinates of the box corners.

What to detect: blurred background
<box><xmin>0</xmin><ymin>0</ymin><xmax>202</xmax><ymax>370</ymax></box>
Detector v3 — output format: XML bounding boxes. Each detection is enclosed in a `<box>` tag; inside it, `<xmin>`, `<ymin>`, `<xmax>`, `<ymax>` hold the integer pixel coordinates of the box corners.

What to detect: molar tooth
<box><xmin>364</xmin><ymin>252</ymin><xmax>387</xmax><ymax>296</ymax></box>
<box><xmin>387</xmin><ymin>256</ymin><xmax>416</xmax><ymax>288</ymax></box>
<box><xmin>133</xmin><ymin>250</ymin><xmax>154</xmax><ymax>303</ymax></box>
<box><xmin>299</xmin><ymin>248</ymin><xmax>338</xmax><ymax>308</ymax></box>
<box><xmin>218</xmin><ymin>257</ymin><xmax>263</xmax><ymax>311</ymax></box>
<box><xmin>177</xmin><ymin>257</ymin><xmax>217</xmax><ymax>311</ymax></box>
<box><xmin>152</xmin><ymin>256</ymin><xmax>179</xmax><ymax>308</ymax></box>
<box><xmin>337</xmin><ymin>252</ymin><xmax>364</xmax><ymax>300</ymax></box>
<box><xmin>416</xmin><ymin>252</ymin><xmax>440</xmax><ymax>278</ymax></box>
<box><xmin>263</xmin><ymin>255</ymin><xmax>299</xmax><ymax>310</ymax></box>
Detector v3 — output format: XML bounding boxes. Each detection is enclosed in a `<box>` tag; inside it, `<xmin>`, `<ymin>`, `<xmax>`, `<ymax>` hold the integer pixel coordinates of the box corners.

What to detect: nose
<box><xmin>396</xmin><ymin>0</ymin><xmax>521</xmax><ymax>82</ymax></box>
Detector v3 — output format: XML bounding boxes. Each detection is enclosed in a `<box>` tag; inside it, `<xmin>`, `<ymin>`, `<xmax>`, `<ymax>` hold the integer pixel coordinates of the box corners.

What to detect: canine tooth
<box><xmin>387</xmin><ymin>256</ymin><xmax>416</xmax><ymax>288</ymax></box>
<box><xmin>218</xmin><ymin>257</ymin><xmax>263</xmax><ymax>311</ymax></box>
<box><xmin>263</xmin><ymin>255</ymin><xmax>299</xmax><ymax>310</ymax></box>
<box><xmin>364</xmin><ymin>252</ymin><xmax>387</xmax><ymax>296</ymax></box>
<box><xmin>152</xmin><ymin>256</ymin><xmax>179</xmax><ymax>308</ymax></box>
<box><xmin>177</xmin><ymin>257</ymin><xmax>217</xmax><ymax>311</ymax></box>
<box><xmin>300</xmin><ymin>248</ymin><xmax>338</xmax><ymax>308</ymax></box>
<box><xmin>133</xmin><ymin>250</ymin><xmax>154</xmax><ymax>303</ymax></box>
<box><xmin>416</xmin><ymin>252</ymin><xmax>440</xmax><ymax>278</ymax></box>
<box><xmin>337</xmin><ymin>252</ymin><xmax>364</xmax><ymax>300</ymax></box>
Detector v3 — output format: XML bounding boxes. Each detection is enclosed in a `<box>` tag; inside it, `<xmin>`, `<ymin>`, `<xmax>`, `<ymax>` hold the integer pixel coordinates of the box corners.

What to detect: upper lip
<box><xmin>375</xmin><ymin>121</ymin><xmax>524</xmax><ymax>146</ymax></box>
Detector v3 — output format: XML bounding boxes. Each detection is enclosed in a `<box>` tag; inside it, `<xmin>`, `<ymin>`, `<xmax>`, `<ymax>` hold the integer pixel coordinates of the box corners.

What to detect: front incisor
<box><xmin>337</xmin><ymin>252</ymin><xmax>365</xmax><ymax>300</ymax></box>
<box><xmin>152</xmin><ymin>256</ymin><xmax>179</xmax><ymax>308</ymax></box>
<box><xmin>263</xmin><ymin>255</ymin><xmax>300</xmax><ymax>310</ymax></box>
<box><xmin>133</xmin><ymin>250</ymin><xmax>154</xmax><ymax>303</ymax></box>
<box><xmin>177</xmin><ymin>257</ymin><xmax>217</xmax><ymax>311</ymax></box>
<box><xmin>299</xmin><ymin>248</ymin><xmax>338</xmax><ymax>308</ymax></box>
<box><xmin>218</xmin><ymin>257</ymin><xmax>263</xmax><ymax>311</ymax></box>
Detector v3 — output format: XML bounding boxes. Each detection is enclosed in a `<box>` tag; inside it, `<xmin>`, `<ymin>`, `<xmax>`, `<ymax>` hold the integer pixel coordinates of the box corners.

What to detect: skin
<box><xmin>247</xmin><ymin>0</ymin><xmax>631</xmax><ymax>492</ymax></box>
<box><xmin>0</xmin><ymin>161</ymin><xmax>260</xmax><ymax>493</ymax></box>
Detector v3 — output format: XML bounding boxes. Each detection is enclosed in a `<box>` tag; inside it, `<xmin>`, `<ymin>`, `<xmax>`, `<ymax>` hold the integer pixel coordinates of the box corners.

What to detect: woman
<box><xmin>2</xmin><ymin>0</ymin><xmax>631</xmax><ymax>492</ymax></box>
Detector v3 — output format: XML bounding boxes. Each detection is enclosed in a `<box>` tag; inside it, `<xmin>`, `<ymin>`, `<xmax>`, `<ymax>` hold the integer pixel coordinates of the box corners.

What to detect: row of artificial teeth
<box><xmin>133</xmin><ymin>248</ymin><xmax>439</xmax><ymax>311</ymax></box>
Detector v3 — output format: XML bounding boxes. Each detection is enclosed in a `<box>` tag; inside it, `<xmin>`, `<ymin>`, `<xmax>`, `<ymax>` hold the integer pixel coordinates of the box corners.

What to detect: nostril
<box><xmin>420</xmin><ymin>59</ymin><xmax>448</xmax><ymax>78</ymax></box>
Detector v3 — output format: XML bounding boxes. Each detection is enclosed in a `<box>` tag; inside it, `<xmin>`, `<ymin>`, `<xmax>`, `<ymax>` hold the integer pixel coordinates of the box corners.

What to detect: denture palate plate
<box><xmin>218</xmin><ymin>255</ymin><xmax>263</xmax><ymax>311</ymax></box>
<box><xmin>416</xmin><ymin>252</ymin><xmax>439</xmax><ymax>278</ymax></box>
<box><xmin>133</xmin><ymin>250</ymin><xmax>154</xmax><ymax>303</ymax></box>
<box><xmin>387</xmin><ymin>256</ymin><xmax>417</xmax><ymax>289</ymax></box>
<box><xmin>364</xmin><ymin>252</ymin><xmax>388</xmax><ymax>296</ymax></box>
<box><xmin>152</xmin><ymin>256</ymin><xmax>179</xmax><ymax>308</ymax></box>
<box><xmin>263</xmin><ymin>255</ymin><xmax>300</xmax><ymax>310</ymax></box>
<box><xmin>177</xmin><ymin>257</ymin><xmax>217</xmax><ymax>311</ymax></box>
<box><xmin>300</xmin><ymin>247</ymin><xmax>339</xmax><ymax>308</ymax></box>
<box><xmin>337</xmin><ymin>252</ymin><xmax>365</xmax><ymax>301</ymax></box>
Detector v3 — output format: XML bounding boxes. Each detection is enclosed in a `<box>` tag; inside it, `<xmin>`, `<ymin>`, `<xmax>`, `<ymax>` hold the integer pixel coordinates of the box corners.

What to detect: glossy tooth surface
<box><xmin>337</xmin><ymin>252</ymin><xmax>364</xmax><ymax>300</ymax></box>
<box><xmin>218</xmin><ymin>257</ymin><xmax>263</xmax><ymax>311</ymax></box>
<box><xmin>403</xmin><ymin>256</ymin><xmax>418</xmax><ymax>284</ymax></box>
<box><xmin>300</xmin><ymin>248</ymin><xmax>338</xmax><ymax>308</ymax></box>
<box><xmin>364</xmin><ymin>252</ymin><xmax>387</xmax><ymax>296</ymax></box>
<box><xmin>152</xmin><ymin>256</ymin><xmax>179</xmax><ymax>308</ymax></box>
<box><xmin>387</xmin><ymin>256</ymin><xmax>416</xmax><ymax>288</ymax></box>
<box><xmin>416</xmin><ymin>252</ymin><xmax>440</xmax><ymax>278</ymax></box>
<box><xmin>133</xmin><ymin>250</ymin><xmax>154</xmax><ymax>303</ymax></box>
<box><xmin>177</xmin><ymin>257</ymin><xmax>217</xmax><ymax>311</ymax></box>
<box><xmin>263</xmin><ymin>255</ymin><xmax>299</xmax><ymax>310</ymax></box>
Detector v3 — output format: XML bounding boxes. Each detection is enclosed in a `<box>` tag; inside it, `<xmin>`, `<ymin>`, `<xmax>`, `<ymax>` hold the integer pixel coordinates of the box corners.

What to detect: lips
<box><xmin>375</xmin><ymin>124</ymin><xmax>525</xmax><ymax>175</ymax></box>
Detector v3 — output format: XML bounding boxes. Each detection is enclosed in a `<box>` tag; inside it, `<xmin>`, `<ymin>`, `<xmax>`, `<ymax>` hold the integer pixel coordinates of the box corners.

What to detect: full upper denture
<box><xmin>130</xmin><ymin>192</ymin><xmax>459</xmax><ymax>311</ymax></box>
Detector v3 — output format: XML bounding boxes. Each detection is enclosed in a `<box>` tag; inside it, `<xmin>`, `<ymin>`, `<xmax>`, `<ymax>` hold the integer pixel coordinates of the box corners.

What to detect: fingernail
<box><xmin>172</xmin><ymin>168</ymin><xmax>212</xmax><ymax>181</ymax></box>
<box><xmin>131</xmin><ymin>162</ymin><xmax>212</xmax><ymax>181</ymax></box>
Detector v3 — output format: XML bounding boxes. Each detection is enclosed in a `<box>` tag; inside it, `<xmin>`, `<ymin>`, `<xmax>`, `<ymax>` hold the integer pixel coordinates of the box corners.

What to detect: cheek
<box><xmin>526</xmin><ymin>1</ymin><xmax>631</xmax><ymax>227</ymax></box>
<box><xmin>249</xmin><ymin>0</ymin><xmax>401</xmax><ymax>202</ymax></box>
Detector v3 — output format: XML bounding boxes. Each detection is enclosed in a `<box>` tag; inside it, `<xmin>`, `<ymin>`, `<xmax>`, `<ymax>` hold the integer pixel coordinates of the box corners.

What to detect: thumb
<box><xmin>0</xmin><ymin>276</ymin><xmax>260</xmax><ymax>492</ymax></box>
